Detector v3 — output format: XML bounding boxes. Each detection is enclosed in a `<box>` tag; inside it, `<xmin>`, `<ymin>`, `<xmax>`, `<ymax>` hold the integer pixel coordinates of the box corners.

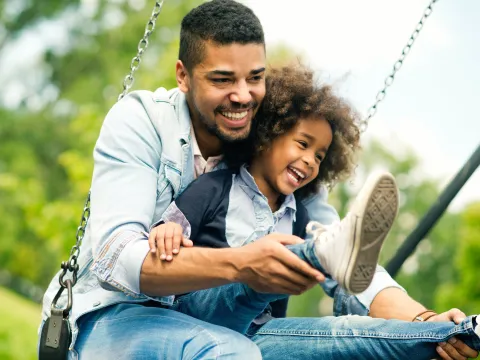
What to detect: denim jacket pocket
<box><xmin>163</xmin><ymin>162</ymin><xmax>181</xmax><ymax>198</ymax></box>
<box><xmin>152</xmin><ymin>160</ymin><xmax>180</xmax><ymax>225</ymax></box>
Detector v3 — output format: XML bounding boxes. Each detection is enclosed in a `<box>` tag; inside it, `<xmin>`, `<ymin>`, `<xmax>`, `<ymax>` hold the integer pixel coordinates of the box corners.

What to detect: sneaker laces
<box><xmin>306</xmin><ymin>218</ymin><xmax>348</xmax><ymax>244</ymax></box>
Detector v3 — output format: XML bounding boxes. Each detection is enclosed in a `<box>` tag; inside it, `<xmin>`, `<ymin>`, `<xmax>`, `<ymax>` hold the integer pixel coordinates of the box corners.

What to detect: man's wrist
<box><xmin>218</xmin><ymin>247</ymin><xmax>243</xmax><ymax>283</ymax></box>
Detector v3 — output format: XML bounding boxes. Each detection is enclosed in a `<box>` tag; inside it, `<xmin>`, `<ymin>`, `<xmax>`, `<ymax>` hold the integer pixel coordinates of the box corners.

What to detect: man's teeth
<box><xmin>221</xmin><ymin>111</ymin><xmax>248</xmax><ymax>119</ymax></box>
<box><xmin>289</xmin><ymin>167</ymin><xmax>305</xmax><ymax>179</ymax></box>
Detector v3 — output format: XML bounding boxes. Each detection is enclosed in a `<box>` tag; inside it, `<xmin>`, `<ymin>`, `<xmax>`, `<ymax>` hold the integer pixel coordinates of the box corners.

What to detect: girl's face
<box><xmin>250</xmin><ymin>116</ymin><xmax>332</xmax><ymax>199</ymax></box>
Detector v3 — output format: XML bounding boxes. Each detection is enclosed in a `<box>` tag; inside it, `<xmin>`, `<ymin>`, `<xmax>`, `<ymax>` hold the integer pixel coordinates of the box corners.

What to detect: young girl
<box><xmin>146</xmin><ymin>64</ymin><xmax>399</xmax><ymax>334</ymax></box>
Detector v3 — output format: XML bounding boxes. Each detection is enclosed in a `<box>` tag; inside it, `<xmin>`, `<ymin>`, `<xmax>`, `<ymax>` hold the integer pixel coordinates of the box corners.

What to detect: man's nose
<box><xmin>229</xmin><ymin>80</ymin><xmax>252</xmax><ymax>104</ymax></box>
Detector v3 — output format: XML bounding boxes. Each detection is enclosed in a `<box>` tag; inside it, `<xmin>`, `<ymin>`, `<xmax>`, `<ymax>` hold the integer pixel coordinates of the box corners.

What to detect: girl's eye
<box><xmin>316</xmin><ymin>154</ymin><xmax>324</xmax><ymax>162</ymax></box>
<box><xmin>297</xmin><ymin>140</ymin><xmax>307</xmax><ymax>148</ymax></box>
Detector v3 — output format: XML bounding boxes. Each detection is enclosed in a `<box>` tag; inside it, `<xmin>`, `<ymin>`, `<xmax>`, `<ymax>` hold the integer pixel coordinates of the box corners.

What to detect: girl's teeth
<box><xmin>287</xmin><ymin>172</ymin><xmax>299</xmax><ymax>184</ymax></box>
<box><xmin>289</xmin><ymin>167</ymin><xmax>305</xmax><ymax>179</ymax></box>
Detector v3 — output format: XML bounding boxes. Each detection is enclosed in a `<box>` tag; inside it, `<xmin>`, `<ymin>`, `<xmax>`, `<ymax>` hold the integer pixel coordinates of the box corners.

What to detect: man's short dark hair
<box><xmin>179</xmin><ymin>0</ymin><xmax>265</xmax><ymax>72</ymax></box>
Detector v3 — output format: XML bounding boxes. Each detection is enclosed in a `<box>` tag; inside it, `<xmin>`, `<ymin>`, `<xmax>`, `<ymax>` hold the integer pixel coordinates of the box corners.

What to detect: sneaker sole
<box><xmin>344</xmin><ymin>173</ymin><xmax>399</xmax><ymax>294</ymax></box>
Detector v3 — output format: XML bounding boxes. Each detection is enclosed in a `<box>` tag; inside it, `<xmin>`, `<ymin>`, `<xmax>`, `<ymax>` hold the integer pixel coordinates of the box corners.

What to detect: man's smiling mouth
<box><xmin>220</xmin><ymin>111</ymin><xmax>248</xmax><ymax>120</ymax></box>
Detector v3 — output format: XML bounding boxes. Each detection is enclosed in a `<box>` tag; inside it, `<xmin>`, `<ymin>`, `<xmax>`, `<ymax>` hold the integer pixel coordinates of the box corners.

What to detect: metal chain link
<box><xmin>359</xmin><ymin>0</ymin><xmax>439</xmax><ymax>133</ymax></box>
<box><xmin>58</xmin><ymin>193</ymin><xmax>90</xmax><ymax>291</ymax></box>
<box><xmin>52</xmin><ymin>1</ymin><xmax>165</xmax><ymax>313</ymax></box>
<box><xmin>118</xmin><ymin>0</ymin><xmax>165</xmax><ymax>101</ymax></box>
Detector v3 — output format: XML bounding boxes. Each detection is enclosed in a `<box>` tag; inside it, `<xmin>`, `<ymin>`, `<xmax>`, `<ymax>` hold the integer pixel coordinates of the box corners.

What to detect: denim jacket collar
<box><xmin>169</xmin><ymin>88</ymin><xmax>191</xmax><ymax>144</ymax></box>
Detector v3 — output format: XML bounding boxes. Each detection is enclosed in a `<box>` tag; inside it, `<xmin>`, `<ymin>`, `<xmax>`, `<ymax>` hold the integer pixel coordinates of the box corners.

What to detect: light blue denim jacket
<box><xmin>41</xmin><ymin>88</ymin><xmax>404</xmax><ymax>350</ymax></box>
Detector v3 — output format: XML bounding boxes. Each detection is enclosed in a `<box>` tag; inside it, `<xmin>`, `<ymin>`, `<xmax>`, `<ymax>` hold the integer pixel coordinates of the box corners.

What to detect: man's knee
<box><xmin>226</xmin><ymin>335</ymin><xmax>262</xmax><ymax>359</ymax></box>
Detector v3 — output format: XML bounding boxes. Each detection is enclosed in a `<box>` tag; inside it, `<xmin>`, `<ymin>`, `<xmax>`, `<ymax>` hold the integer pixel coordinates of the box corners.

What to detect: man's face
<box><xmin>179</xmin><ymin>41</ymin><xmax>266</xmax><ymax>143</ymax></box>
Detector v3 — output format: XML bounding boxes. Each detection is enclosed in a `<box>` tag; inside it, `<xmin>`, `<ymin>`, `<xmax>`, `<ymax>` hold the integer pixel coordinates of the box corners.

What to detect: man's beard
<box><xmin>199</xmin><ymin>113</ymin><xmax>249</xmax><ymax>143</ymax></box>
<box><xmin>195</xmin><ymin>101</ymin><xmax>258</xmax><ymax>144</ymax></box>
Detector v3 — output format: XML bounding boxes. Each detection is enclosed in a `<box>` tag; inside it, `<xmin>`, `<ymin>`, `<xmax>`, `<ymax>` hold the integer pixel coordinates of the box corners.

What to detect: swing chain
<box><xmin>52</xmin><ymin>193</ymin><xmax>90</xmax><ymax>312</ymax></box>
<box><xmin>359</xmin><ymin>0</ymin><xmax>439</xmax><ymax>133</ymax></box>
<box><xmin>118</xmin><ymin>0</ymin><xmax>165</xmax><ymax>101</ymax></box>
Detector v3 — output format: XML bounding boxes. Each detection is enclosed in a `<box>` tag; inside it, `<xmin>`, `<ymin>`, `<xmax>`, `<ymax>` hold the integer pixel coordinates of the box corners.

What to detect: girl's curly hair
<box><xmin>224</xmin><ymin>64</ymin><xmax>361</xmax><ymax>199</ymax></box>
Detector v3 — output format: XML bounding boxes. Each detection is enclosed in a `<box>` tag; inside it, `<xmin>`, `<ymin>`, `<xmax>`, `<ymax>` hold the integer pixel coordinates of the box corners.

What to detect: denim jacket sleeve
<box><xmin>88</xmin><ymin>92</ymin><xmax>169</xmax><ymax>298</ymax></box>
<box><xmin>303</xmin><ymin>185</ymin><xmax>406</xmax><ymax>316</ymax></box>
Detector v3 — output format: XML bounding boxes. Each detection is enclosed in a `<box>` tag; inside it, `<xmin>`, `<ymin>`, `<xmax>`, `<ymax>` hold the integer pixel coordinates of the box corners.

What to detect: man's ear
<box><xmin>176</xmin><ymin>60</ymin><xmax>190</xmax><ymax>93</ymax></box>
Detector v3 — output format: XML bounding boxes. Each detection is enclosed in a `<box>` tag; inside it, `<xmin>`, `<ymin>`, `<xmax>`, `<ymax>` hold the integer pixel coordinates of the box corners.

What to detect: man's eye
<box><xmin>249</xmin><ymin>75</ymin><xmax>263</xmax><ymax>82</ymax></box>
<box><xmin>212</xmin><ymin>78</ymin><xmax>231</xmax><ymax>83</ymax></box>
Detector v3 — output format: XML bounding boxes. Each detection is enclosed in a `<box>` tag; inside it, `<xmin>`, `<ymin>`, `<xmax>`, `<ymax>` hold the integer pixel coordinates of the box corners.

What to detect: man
<box><xmin>40</xmin><ymin>1</ymin><xmax>479</xmax><ymax>359</ymax></box>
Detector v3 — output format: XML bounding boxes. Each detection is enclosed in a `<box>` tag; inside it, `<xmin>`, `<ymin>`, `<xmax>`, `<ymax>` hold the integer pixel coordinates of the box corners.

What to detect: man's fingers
<box><xmin>148</xmin><ymin>228</ymin><xmax>157</xmax><ymax>253</ymax></box>
<box><xmin>436</xmin><ymin>345</ymin><xmax>454</xmax><ymax>360</ymax></box>
<box><xmin>448</xmin><ymin>338</ymin><xmax>479</xmax><ymax>359</ymax></box>
<box><xmin>172</xmin><ymin>226</ymin><xmax>182</xmax><ymax>255</ymax></box>
<box><xmin>258</xmin><ymin>271</ymin><xmax>315</xmax><ymax>295</ymax></box>
<box><xmin>278</xmin><ymin>248</ymin><xmax>325</xmax><ymax>282</ymax></box>
<box><xmin>277</xmin><ymin>267</ymin><xmax>318</xmax><ymax>295</ymax></box>
<box><xmin>274</xmin><ymin>234</ymin><xmax>305</xmax><ymax>246</ymax></box>
<box><xmin>438</xmin><ymin>341</ymin><xmax>467</xmax><ymax>360</ymax></box>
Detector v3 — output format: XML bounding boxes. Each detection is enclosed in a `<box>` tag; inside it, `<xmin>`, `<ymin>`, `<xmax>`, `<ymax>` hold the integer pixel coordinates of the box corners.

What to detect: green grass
<box><xmin>0</xmin><ymin>287</ymin><xmax>41</xmax><ymax>360</ymax></box>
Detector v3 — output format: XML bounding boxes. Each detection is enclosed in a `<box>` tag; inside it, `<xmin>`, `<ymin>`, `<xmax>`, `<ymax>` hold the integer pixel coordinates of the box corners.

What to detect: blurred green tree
<box><xmin>435</xmin><ymin>202</ymin><xmax>480</xmax><ymax>315</ymax></box>
<box><xmin>0</xmin><ymin>0</ymin><xmax>200</xmax><ymax>289</ymax></box>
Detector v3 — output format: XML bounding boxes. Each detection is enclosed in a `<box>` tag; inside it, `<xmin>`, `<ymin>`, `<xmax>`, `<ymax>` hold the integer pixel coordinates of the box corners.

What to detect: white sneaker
<box><xmin>308</xmin><ymin>171</ymin><xmax>399</xmax><ymax>294</ymax></box>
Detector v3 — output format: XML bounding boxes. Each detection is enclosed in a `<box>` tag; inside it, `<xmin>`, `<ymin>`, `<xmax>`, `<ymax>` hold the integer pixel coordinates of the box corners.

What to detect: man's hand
<box><xmin>148</xmin><ymin>222</ymin><xmax>193</xmax><ymax>261</ymax></box>
<box><xmin>233</xmin><ymin>233</ymin><xmax>325</xmax><ymax>295</ymax></box>
<box><xmin>428</xmin><ymin>308</ymin><xmax>479</xmax><ymax>360</ymax></box>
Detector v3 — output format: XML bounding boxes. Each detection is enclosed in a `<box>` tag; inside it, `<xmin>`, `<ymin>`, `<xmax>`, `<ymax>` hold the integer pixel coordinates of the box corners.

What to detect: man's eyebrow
<box><xmin>208</xmin><ymin>70</ymin><xmax>234</xmax><ymax>76</ymax></box>
<box><xmin>207</xmin><ymin>67</ymin><xmax>265</xmax><ymax>77</ymax></box>
<box><xmin>250</xmin><ymin>67</ymin><xmax>266</xmax><ymax>75</ymax></box>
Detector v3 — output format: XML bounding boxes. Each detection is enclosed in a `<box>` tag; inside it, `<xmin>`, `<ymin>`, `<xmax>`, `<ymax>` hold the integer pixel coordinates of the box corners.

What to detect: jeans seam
<box><xmin>254</xmin><ymin>322</ymin><xmax>475</xmax><ymax>340</ymax></box>
<box><xmin>252</xmin><ymin>330</ymin><xmax>455</xmax><ymax>340</ymax></box>
<box><xmin>187</xmin><ymin>325</ymin><xmax>221</xmax><ymax>359</ymax></box>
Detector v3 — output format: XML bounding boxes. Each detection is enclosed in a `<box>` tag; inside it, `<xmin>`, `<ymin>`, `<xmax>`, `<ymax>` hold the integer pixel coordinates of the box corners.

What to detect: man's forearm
<box><xmin>369</xmin><ymin>287</ymin><xmax>426</xmax><ymax>321</ymax></box>
<box><xmin>140</xmin><ymin>246</ymin><xmax>239</xmax><ymax>296</ymax></box>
